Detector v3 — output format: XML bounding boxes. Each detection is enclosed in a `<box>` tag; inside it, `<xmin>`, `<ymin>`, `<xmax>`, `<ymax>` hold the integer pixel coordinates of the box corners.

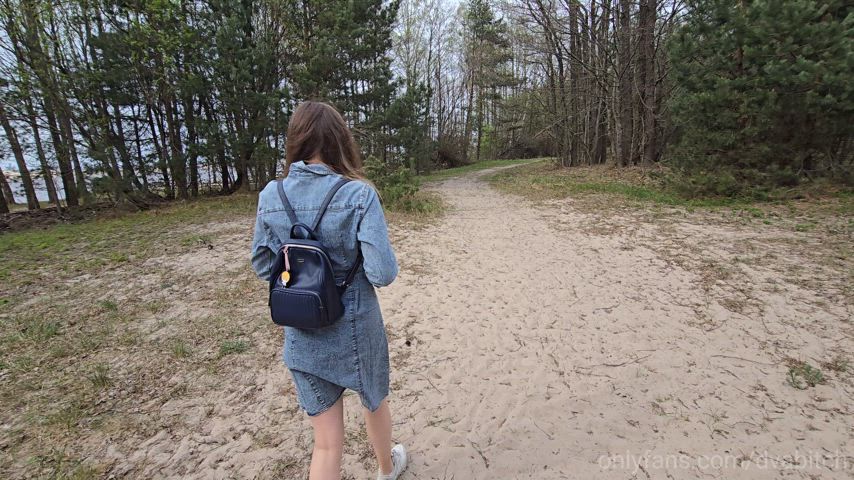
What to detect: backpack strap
<box><xmin>278</xmin><ymin>176</ymin><xmax>363</xmax><ymax>288</ymax></box>
<box><xmin>340</xmin><ymin>250</ymin><xmax>363</xmax><ymax>290</ymax></box>
<box><xmin>311</xmin><ymin>177</ymin><xmax>351</xmax><ymax>231</ymax></box>
<box><xmin>312</xmin><ymin>178</ymin><xmax>364</xmax><ymax>289</ymax></box>
<box><xmin>276</xmin><ymin>179</ymin><xmax>299</xmax><ymax>225</ymax></box>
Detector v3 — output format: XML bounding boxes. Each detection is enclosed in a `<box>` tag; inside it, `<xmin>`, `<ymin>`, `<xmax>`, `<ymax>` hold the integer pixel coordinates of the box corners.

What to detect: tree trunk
<box><xmin>202</xmin><ymin>97</ymin><xmax>230</xmax><ymax>193</ymax></box>
<box><xmin>617</xmin><ymin>0</ymin><xmax>634</xmax><ymax>167</ymax></box>
<box><xmin>59</xmin><ymin>108</ymin><xmax>88</xmax><ymax>202</ymax></box>
<box><xmin>462</xmin><ymin>71</ymin><xmax>475</xmax><ymax>164</ymax></box>
<box><xmin>0</xmin><ymin>101</ymin><xmax>40</xmax><ymax>209</ymax></box>
<box><xmin>183</xmin><ymin>96</ymin><xmax>199</xmax><ymax>197</ymax></box>
<box><xmin>146</xmin><ymin>103</ymin><xmax>172</xmax><ymax>198</ymax></box>
<box><xmin>163</xmin><ymin>96</ymin><xmax>188</xmax><ymax>199</ymax></box>
<box><xmin>18</xmin><ymin>0</ymin><xmax>79</xmax><ymax>206</ymax></box>
<box><xmin>567</xmin><ymin>1</ymin><xmax>582</xmax><ymax>167</ymax></box>
<box><xmin>110</xmin><ymin>102</ymin><xmax>144</xmax><ymax>191</ymax></box>
<box><xmin>230</xmin><ymin>116</ymin><xmax>251</xmax><ymax>192</ymax></box>
<box><xmin>0</xmin><ymin>164</ymin><xmax>15</xmax><ymax>208</ymax></box>
<box><xmin>25</xmin><ymin>95</ymin><xmax>60</xmax><ymax>208</ymax></box>
<box><xmin>638</xmin><ymin>0</ymin><xmax>657</xmax><ymax>166</ymax></box>
<box><xmin>0</xmin><ymin>177</ymin><xmax>9</xmax><ymax>213</ymax></box>
<box><xmin>131</xmin><ymin>104</ymin><xmax>150</xmax><ymax>193</ymax></box>
<box><xmin>475</xmin><ymin>85</ymin><xmax>483</xmax><ymax>162</ymax></box>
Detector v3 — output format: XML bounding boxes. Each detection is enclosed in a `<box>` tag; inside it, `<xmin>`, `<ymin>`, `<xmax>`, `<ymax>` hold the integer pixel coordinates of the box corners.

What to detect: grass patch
<box><xmin>488</xmin><ymin>160</ymin><xmax>854</xmax><ymax>216</ymax></box>
<box><xmin>385</xmin><ymin>190</ymin><xmax>445</xmax><ymax>225</ymax></box>
<box><xmin>0</xmin><ymin>194</ymin><xmax>257</xmax><ymax>292</ymax></box>
<box><xmin>20</xmin><ymin>317</ymin><xmax>62</xmax><ymax>343</ymax></box>
<box><xmin>794</xmin><ymin>222</ymin><xmax>816</xmax><ymax>232</ymax></box>
<box><xmin>171</xmin><ymin>340</ymin><xmax>192</xmax><ymax>358</ymax></box>
<box><xmin>0</xmin><ymin>193</ymin><xmax>263</xmax><ymax>477</ymax></box>
<box><xmin>87</xmin><ymin>364</ymin><xmax>112</xmax><ymax>389</ymax></box>
<box><xmin>418</xmin><ymin>158</ymin><xmax>545</xmax><ymax>183</ymax></box>
<box><xmin>786</xmin><ymin>360</ymin><xmax>826</xmax><ymax>389</ymax></box>
<box><xmin>384</xmin><ymin>189</ymin><xmax>445</xmax><ymax>215</ymax></box>
<box><xmin>218</xmin><ymin>339</ymin><xmax>249</xmax><ymax>358</ymax></box>
<box><xmin>29</xmin><ymin>448</ymin><xmax>101</xmax><ymax>480</ymax></box>
<box><xmin>45</xmin><ymin>400</ymin><xmax>86</xmax><ymax>431</ymax></box>
<box><xmin>822</xmin><ymin>356</ymin><xmax>849</xmax><ymax>373</ymax></box>
<box><xmin>488</xmin><ymin>160</ymin><xmax>746</xmax><ymax>207</ymax></box>
<box><xmin>181</xmin><ymin>234</ymin><xmax>214</xmax><ymax>247</ymax></box>
<box><xmin>145</xmin><ymin>299</ymin><xmax>169</xmax><ymax>314</ymax></box>
<box><xmin>97</xmin><ymin>299</ymin><xmax>118</xmax><ymax>312</ymax></box>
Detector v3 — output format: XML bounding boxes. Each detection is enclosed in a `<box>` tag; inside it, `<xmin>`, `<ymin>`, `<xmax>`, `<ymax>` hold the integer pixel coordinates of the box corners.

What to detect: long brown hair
<box><xmin>285</xmin><ymin>101</ymin><xmax>366</xmax><ymax>180</ymax></box>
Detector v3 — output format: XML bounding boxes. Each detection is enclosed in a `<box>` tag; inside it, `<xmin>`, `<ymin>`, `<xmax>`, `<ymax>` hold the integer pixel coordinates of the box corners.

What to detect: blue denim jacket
<box><xmin>250</xmin><ymin>161</ymin><xmax>398</xmax><ymax>288</ymax></box>
<box><xmin>251</xmin><ymin>161</ymin><xmax>398</xmax><ymax>409</ymax></box>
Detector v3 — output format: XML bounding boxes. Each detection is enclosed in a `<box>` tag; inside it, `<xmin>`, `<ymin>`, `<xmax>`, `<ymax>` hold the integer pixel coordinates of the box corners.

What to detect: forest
<box><xmin>1</xmin><ymin>2</ymin><xmax>853</xmax><ymax>478</ymax></box>
<box><xmin>0</xmin><ymin>0</ymin><xmax>852</xmax><ymax>214</ymax></box>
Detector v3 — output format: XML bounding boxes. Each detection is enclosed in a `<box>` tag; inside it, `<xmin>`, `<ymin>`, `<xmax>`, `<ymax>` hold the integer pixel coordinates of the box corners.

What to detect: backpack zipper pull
<box><xmin>281</xmin><ymin>246</ymin><xmax>291</xmax><ymax>286</ymax></box>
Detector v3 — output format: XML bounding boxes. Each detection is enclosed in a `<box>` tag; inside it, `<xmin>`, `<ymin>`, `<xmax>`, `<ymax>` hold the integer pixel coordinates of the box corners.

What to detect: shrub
<box><xmin>364</xmin><ymin>156</ymin><xmax>421</xmax><ymax>211</ymax></box>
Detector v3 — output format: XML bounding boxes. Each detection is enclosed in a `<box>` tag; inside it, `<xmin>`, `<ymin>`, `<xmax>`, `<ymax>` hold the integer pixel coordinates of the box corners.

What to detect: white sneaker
<box><xmin>376</xmin><ymin>444</ymin><xmax>407</xmax><ymax>480</ymax></box>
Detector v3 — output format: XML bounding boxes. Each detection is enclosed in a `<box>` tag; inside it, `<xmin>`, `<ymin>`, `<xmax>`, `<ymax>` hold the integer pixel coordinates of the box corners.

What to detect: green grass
<box><xmin>794</xmin><ymin>222</ymin><xmax>816</xmax><ymax>232</ymax></box>
<box><xmin>786</xmin><ymin>360</ymin><xmax>826</xmax><ymax>389</ymax></box>
<box><xmin>171</xmin><ymin>340</ymin><xmax>192</xmax><ymax>359</ymax></box>
<box><xmin>384</xmin><ymin>190</ymin><xmax>446</xmax><ymax>225</ymax></box>
<box><xmin>86</xmin><ymin>364</ymin><xmax>112</xmax><ymax>390</ymax></box>
<box><xmin>97</xmin><ymin>300</ymin><xmax>118</xmax><ymax>312</ymax></box>
<box><xmin>488</xmin><ymin>160</ymin><xmax>854</xmax><ymax>217</ymax></box>
<box><xmin>488</xmin><ymin>160</ymin><xmax>752</xmax><ymax>208</ymax></box>
<box><xmin>180</xmin><ymin>234</ymin><xmax>213</xmax><ymax>247</ymax></box>
<box><xmin>384</xmin><ymin>190</ymin><xmax>445</xmax><ymax>215</ymax></box>
<box><xmin>418</xmin><ymin>158</ymin><xmax>546</xmax><ymax>183</ymax></box>
<box><xmin>19</xmin><ymin>317</ymin><xmax>62</xmax><ymax>343</ymax></box>
<box><xmin>217</xmin><ymin>339</ymin><xmax>249</xmax><ymax>358</ymax></box>
<box><xmin>0</xmin><ymin>194</ymin><xmax>256</xmax><ymax>293</ymax></box>
<box><xmin>45</xmin><ymin>402</ymin><xmax>86</xmax><ymax>431</ymax></box>
<box><xmin>0</xmin><ymin>193</ymin><xmax>268</xmax><ymax>478</ymax></box>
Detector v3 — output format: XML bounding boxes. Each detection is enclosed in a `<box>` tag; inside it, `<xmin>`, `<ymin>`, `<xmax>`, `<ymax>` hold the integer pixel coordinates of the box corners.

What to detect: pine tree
<box><xmin>462</xmin><ymin>0</ymin><xmax>512</xmax><ymax>162</ymax></box>
<box><xmin>284</xmin><ymin>0</ymin><xmax>400</xmax><ymax>161</ymax></box>
<box><xmin>668</xmin><ymin>0</ymin><xmax>854</xmax><ymax>193</ymax></box>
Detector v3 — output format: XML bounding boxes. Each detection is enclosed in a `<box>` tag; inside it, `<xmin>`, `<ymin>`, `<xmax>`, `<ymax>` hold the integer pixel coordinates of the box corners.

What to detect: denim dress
<box><xmin>250</xmin><ymin>161</ymin><xmax>399</xmax><ymax>416</ymax></box>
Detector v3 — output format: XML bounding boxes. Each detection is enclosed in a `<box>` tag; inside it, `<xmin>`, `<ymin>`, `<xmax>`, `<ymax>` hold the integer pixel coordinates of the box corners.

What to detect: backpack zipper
<box><xmin>282</xmin><ymin>243</ymin><xmax>346</xmax><ymax>286</ymax></box>
<box><xmin>283</xmin><ymin>243</ymin><xmax>333</xmax><ymax>265</ymax></box>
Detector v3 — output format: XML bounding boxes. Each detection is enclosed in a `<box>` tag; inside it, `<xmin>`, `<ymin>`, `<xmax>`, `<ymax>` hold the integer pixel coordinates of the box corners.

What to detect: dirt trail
<box><xmin>378</xmin><ymin>168</ymin><xmax>852</xmax><ymax>479</ymax></box>
<box><xmin>36</xmin><ymin>166</ymin><xmax>850</xmax><ymax>479</ymax></box>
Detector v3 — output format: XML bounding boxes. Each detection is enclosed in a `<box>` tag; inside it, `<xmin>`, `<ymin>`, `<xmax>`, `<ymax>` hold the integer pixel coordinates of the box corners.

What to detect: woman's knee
<box><xmin>311</xmin><ymin>399</ymin><xmax>345</xmax><ymax>451</ymax></box>
<box><xmin>313</xmin><ymin>427</ymin><xmax>344</xmax><ymax>452</ymax></box>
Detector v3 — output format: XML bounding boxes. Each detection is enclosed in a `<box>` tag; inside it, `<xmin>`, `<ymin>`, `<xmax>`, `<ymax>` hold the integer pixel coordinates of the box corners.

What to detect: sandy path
<box><xmin>377</xmin><ymin>168</ymin><xmax>852</xmax><ymax>479</ymax></box>
<box><xmin>43</xmin><ymin>166</ymin><xmax>850</xmax><ymax>479</ymax></box>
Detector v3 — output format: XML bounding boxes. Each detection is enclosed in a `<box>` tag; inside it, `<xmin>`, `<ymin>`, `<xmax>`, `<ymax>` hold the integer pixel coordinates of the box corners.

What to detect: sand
<box><xmin>6</xmin><ymin>165</ymin><xmax>851</xmax><ymax>479</ymax></box>
<box><xmin>376</xmin><ymin>168</ymin><xmax>852</xmax><ymax>479</ymax></box>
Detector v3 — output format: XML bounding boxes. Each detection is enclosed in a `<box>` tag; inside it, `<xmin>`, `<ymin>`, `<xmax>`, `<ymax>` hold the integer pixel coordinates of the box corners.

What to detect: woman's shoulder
<box><xmin>257</xmin><ymin>176</ymin><xmax>376</xmax><ymax>210</ymax></box>
<box><xmin>260</xmin><ymin>179</ymin><xmax>280</xmax><ymax>195</ymax></box>
<box><xmin>257</xmin><ymin>179</ymin><xmax>280</xmax><ymax>203</ymax></box>
<box><xmin>343</xmin><ymin>178</ymin><xmax>376</xmax><ymax>204</ymax></box>
<box><xmin>327</xmin><ymin>177</ymin><xmax>377</xmax><ymax>209</ymax></box>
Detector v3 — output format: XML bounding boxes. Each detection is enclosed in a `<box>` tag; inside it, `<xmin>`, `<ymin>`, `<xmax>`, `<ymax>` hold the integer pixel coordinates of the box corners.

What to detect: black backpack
<box><xmin>268</xmin><ymin>178</ymin><xmax>362</xmax><ymax>329</ymax></box>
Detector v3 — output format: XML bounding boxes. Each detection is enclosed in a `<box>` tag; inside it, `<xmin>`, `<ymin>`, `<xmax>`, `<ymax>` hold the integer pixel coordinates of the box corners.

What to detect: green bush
<box><xmin>364</xmin><ymin>156</ymin><xmax>422</xmax><ymax>212</ymax></box>
<box><xmin>669</xmin><ymin>168</ymin><xmax>743</xmax><ymax>198</ymax></box>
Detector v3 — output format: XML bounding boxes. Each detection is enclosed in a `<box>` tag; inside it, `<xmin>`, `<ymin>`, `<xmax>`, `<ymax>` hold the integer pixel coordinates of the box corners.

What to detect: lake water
<box><xmin>5</xmin><ymin>176</ymin><xmax>65</xmax><ymax>204</ymax></box>
<box><xmin>4</xmin><ymin>168</ymin><xmax>239</xmax><ymax>205</ymax></box>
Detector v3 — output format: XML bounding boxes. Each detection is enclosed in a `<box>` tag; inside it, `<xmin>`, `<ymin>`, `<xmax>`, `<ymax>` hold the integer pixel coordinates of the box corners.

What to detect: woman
<box><xmin>251</xmin><ymin>101</ymin><xmax>407</xmax><ymax>480</ymax></box>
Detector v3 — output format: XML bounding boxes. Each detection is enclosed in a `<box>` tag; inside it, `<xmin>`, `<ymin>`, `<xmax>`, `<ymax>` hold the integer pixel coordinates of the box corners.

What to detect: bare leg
<box><xmin>309</xmin><ymin>396</ymin><xmax>344</xmax><ymax>480</ymax></box>
<box><xmin>363</xmin><ymin>399</ymin><xmax>393</xmax><ymax>475</ymax></box>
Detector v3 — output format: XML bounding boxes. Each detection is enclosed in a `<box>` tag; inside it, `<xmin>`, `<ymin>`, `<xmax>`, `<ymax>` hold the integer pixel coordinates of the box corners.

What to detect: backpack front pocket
<box><xmin>270</xmin><ymin>288</ymin><xmax>329</xmax><ymax>329</ymax></box>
